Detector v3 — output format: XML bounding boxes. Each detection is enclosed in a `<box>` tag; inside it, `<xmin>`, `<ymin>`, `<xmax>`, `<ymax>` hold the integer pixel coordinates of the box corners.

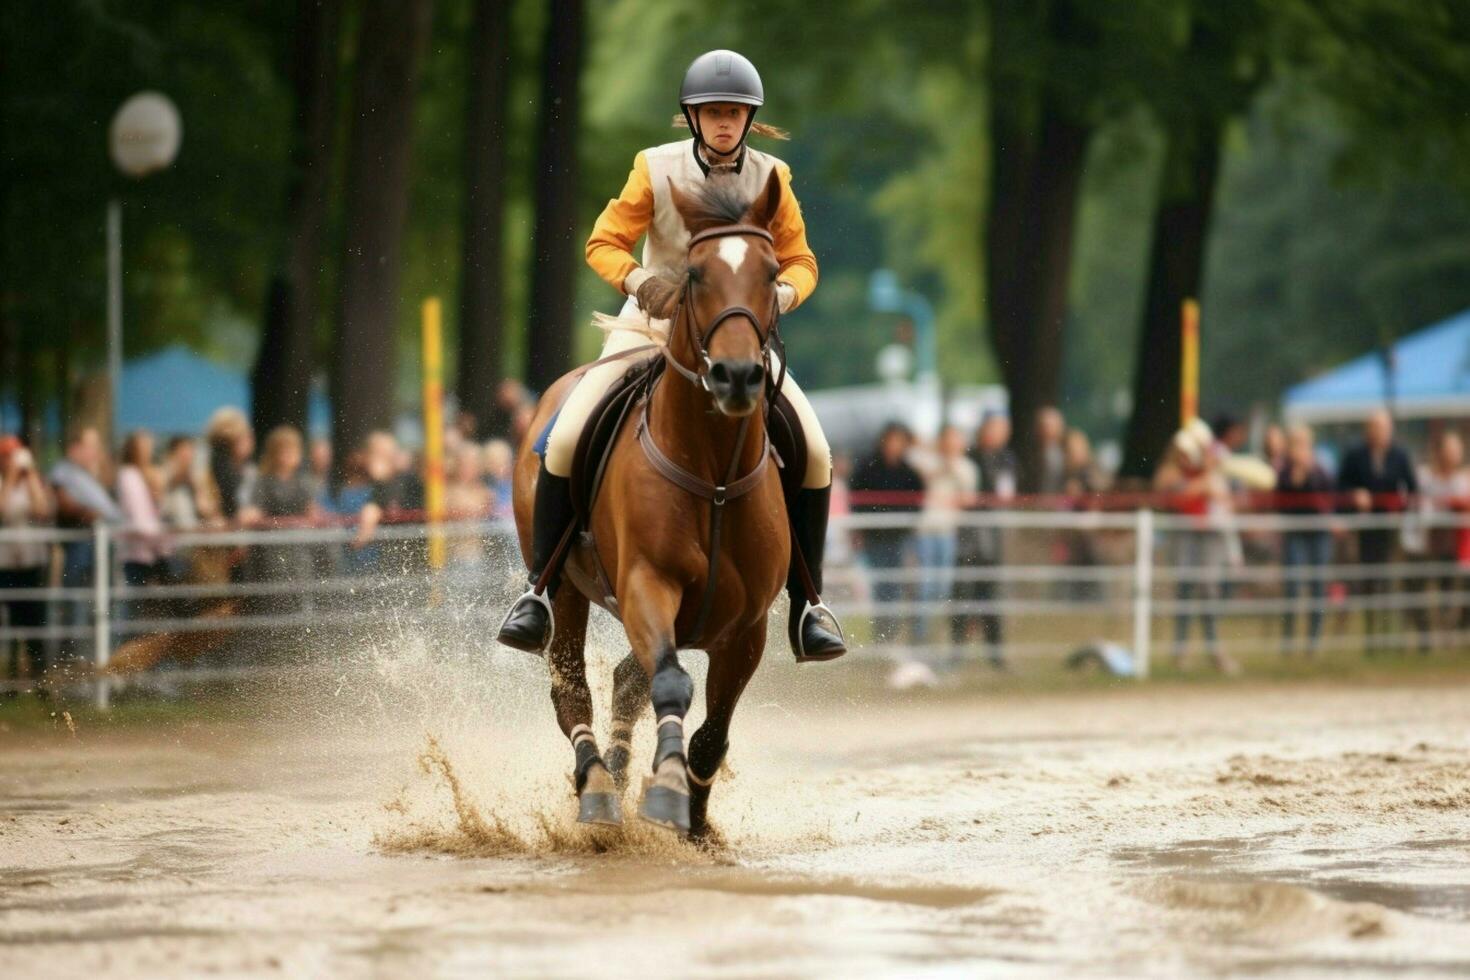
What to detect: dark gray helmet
<box><xmin>680</xmin><ymin>50</ymin><xmax>764</xmax><ymax>107</ymax></box>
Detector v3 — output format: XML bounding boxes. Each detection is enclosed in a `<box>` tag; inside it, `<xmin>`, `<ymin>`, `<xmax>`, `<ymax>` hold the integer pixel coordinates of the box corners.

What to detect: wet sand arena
<box><xmin>2</xmin><ymin>646</ymin><xmax>1469</xmax><ymax>977</ymax></box>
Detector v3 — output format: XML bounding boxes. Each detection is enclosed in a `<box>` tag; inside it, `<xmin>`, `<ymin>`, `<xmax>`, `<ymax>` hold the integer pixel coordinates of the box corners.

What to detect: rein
<box><xmin>639</xmin><ymin>222</ymin><xmax>785</xmax><ymax>647</ymax></box>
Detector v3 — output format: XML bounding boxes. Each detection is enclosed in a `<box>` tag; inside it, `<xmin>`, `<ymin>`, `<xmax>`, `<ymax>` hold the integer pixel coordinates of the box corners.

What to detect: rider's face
<box><xmin>695</xmin><ymin>102</ymin><xmax>749</xmax><ymax>156</ymax></box>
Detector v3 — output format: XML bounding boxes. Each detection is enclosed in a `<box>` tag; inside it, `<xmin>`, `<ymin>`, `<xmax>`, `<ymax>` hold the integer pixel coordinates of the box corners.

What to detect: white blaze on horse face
<box><xmin>716</xmin><ymin>236</ymin><xmax>749</xmax><ymax>277</ymax></box>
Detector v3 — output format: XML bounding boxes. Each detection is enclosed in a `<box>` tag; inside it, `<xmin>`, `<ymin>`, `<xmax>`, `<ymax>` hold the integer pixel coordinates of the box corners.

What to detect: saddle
<box><xmin>567</xmin><ymin>360</ymin><xmax>808</xmax><ymax>523</ymax></box>
<box><xmin>559</xmin><ymin>357</ymin><xmax>807</xmax><ymax>624</ymax></box>
<box><xmin>568</xmin><ymin>355</ymin><xmax>662</xmax><ymax>519</ymax></box>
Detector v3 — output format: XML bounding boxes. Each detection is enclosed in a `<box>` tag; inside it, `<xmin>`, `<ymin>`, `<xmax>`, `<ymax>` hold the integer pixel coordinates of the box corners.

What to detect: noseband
<box><xmin>662</xmin><ymin>223</ymin><xmax>785</xmax><ymax>399</ymax></box>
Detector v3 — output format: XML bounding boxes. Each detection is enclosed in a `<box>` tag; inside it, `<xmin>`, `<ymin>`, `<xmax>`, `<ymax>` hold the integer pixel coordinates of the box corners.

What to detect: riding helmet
<box><xmin>680</xmin><ymin>50</ymin><xmax>763</xmax><ymax>157</ymax></box>
<box><xmin>680</xmin><ymin>50</ymin><xmax>764</xmax><ymax>107</ymax></box>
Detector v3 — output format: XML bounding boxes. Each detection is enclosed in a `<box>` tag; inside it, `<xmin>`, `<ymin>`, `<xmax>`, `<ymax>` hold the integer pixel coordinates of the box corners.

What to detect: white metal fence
<box><xmin>1</xmin><ymin>507</ymin><xmax>1467</xmax><ymax>704</ymax></box>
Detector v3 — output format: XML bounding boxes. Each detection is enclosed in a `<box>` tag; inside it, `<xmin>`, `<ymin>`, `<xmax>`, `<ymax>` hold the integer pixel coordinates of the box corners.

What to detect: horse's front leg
<box><xmin>621</xmin><ymin>569</ymin><xmax>693</xmax><ymax>835</ymax></box>
<box><xmin>688</xmin><ymin>619</ymin><xmax>765</xmax><ymax>842</ymax></box>
<box><xmin>547</xmin><ymin>589</ymin><xmax>620</xmax><ymax>826</ymax></box>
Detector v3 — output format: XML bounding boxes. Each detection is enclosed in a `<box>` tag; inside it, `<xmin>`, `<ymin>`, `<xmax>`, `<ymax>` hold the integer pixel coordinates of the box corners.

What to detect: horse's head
<box><xmin>667</xmin><ymin>169</ymin><xmax>783</xmax><ymax>417</ymax></box>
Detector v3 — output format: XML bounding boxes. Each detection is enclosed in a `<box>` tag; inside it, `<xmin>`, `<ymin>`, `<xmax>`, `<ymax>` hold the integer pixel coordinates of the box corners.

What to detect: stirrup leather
<box><xmin>498</xmin><ymin>587</ymin><xmax>556</xmax><ymax>653</ymax></box>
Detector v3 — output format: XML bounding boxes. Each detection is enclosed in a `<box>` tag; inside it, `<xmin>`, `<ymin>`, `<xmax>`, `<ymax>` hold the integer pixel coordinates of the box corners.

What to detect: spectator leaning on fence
<box><xmin>482</xmin><ymin>439</ymin><xmax>515</xmax><ymax>522</ymax></box>
<box><xmin>206</xmin><ymin>408</ymin><xmax>256</xmax><ymax>524</ymax></box>
<box><xmin>850</xmin><ymin>422</ymin><xmax>925</xmax><ymax>646</ymax></box>
<box><xmin>1336</xmin><ymin>408</ymin><xmax>1417</xmax><ymax>655</ymax></box>
<box><xmin>1407</xmin><ymin>429</ymin><xmax>1469</xmax><ymax>650</ymax></box>
<box><xmin>1275</xmin><ymin>424</ymin><xmax>1334</xmax><ymax>656</ymax></box>
<box><xmin>306</xmin><ymin>437</ymin><xmax>333</xmax><ymax>508</ymax></box>
<box><xmin>242</xmin><ymin>425</ymin><xmax>318</xmax><ymax>598</ymax></box>
<box><xmin>116</xmin><ymin>430</ymin><xmax>170</xmax><ymax>594</ymax></box>
<box><xmin>446</xmin><ymin>443</ymin><xmax>493</xmax><ymax>579</ymax></box>
<box><xmin>50</xmin><ymin>426</ymin><xmax>123</xmax><ymax>584</ymax></box>
<box><xmin>955</xmin><ymin>411</ymin><xmax>1017</xmax><ymax>668</ymax></box>
<box><xmin>1263</xmin><ymin>424</ymin><xmax>1288</xmax><ymax>473</ymax></box>
<box><xmin>1</xmin><ymin>437</ymin><xmax>53</xmax><ymax>687</ymax></box>
<box><xmin>907</xmin><ymin>424</ymin><xmax>979</xmax><ymax>648</ymax></box>
<box><xmin>1029</xmin><ymin>406</ymin><xmax>1067</xmax><ymax>495</ymax></box>
<box><xmin>1061</xmin><ymin>427</ymin><xmax>1104</xmax><ymax>597</ymax></box>
<box><xmin>1154</xmin><ymin>420</ymin><xmax>1239</xmax><ymax>674</ymax></box>
<box><xmin>345</xmin><ymin>431</ymin><xmax>405</xmax><ymax>561</ymax></box>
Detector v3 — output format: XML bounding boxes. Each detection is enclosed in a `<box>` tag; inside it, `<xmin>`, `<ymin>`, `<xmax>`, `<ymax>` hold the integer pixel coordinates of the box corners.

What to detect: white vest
<box><xmin>639</xmin><ymin>139</ymin><xmax>786</xmax><ymax>281</ymax></box>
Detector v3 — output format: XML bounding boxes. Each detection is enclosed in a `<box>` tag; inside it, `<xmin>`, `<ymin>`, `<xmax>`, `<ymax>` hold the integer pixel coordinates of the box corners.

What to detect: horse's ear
<box><xmin>745</xmin><ymin>167</ymin><xmax>782</xmax><ymax>229</ymax></box>
<box><xmin>667</xmin><ymin>176</ymin><xmax>702</xmax><ymax>233</ymax></box>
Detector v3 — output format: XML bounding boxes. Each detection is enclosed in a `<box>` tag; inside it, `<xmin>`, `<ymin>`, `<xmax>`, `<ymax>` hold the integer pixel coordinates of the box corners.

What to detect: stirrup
<box><xmin>497</xmin><ymin>587</ymin><xmax>555</xmax><ymax>653</ymax></box>
<box><xmin>794</xmin><ymin>599</ymin><xmax>846</xmax><ymax>662</ymax></box>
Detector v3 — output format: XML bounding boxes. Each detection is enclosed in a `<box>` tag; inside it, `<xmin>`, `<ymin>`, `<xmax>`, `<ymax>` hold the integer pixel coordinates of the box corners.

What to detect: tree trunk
<box><xmin>1001</xmin><ymin>110</ymin><xmax>1091</xmax><ymax>490</ymax></box>
<box><xmin>1119</xmin><ymin>116</ymin><xmax>1223</xmax><ymax>478</ymax></box>
<box><xmin>330</xmin><ymin>0</ymin><xmax>433</xmax><ymax>460</ymax></box>
<box><xmin>525</xmin><ymin>0</ymin><xmax>584</xmax><ymax>393</ymax></box>
<box><xmin>457</xmin><ymin>0</ymin><xmax>512</xmax><ymax>438</ymax></box>
<box><xmin>984</xmin><ymin>0</ymin><xmax>1094</xmax><ymax>490</ymax></box>
<box><xmin>253</xmin><ymin>0</ymin><xmax>342</xmax><ymax>439</ymax></box>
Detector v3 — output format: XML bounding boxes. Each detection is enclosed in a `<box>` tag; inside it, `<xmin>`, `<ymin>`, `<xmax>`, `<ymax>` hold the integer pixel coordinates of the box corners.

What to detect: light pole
<box><xmin>106</xmin><ymin>92</ymin><xmax>181</xmax><ymax>442</ymax></box>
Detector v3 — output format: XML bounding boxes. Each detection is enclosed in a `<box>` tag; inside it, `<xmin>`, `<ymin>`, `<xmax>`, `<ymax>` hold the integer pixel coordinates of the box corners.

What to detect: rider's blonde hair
<box><xmin>672</xmin><ymin>114</ymin><xmax>789</xmax><ymax>141</ymax></box>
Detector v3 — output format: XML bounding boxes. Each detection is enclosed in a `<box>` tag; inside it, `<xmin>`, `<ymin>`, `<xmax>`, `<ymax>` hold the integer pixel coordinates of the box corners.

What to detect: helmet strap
<box><xmin>683</xmin><ymin>104</ymin><xmax>758</xmax><ymax>176</ymax></box>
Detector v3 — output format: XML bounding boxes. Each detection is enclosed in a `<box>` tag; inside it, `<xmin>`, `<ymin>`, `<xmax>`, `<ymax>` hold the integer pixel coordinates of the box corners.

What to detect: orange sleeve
<box><xmin>771</xmin><ymin>163</ymin><xmax>818</xmax><ymax>309</ymax></box>
<box><xmin>585</xmin><ymin>151</ymin><xmax>653</xmax><ymax>293</ymax></box>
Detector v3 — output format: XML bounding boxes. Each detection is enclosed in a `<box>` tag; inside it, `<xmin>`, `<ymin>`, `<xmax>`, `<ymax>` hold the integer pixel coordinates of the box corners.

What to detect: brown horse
<box><xmin>511</xmin><ymin>169</ymin><xmax>790</xmax><ymax>838</ymax></box>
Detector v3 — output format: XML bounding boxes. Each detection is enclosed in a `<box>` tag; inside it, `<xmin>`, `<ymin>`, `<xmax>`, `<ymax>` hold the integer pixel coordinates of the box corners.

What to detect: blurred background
<box><xmin>4</xmin><ymin>0</ymin><xmax>1470</xmax><ymax>697</ymax></box>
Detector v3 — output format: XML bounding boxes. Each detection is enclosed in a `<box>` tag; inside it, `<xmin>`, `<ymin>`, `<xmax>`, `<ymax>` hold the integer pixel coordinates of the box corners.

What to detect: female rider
<box><xmin>497</xmin><ymin>49</ymin><xmax>845</xmax><ymax>663</ymax></box>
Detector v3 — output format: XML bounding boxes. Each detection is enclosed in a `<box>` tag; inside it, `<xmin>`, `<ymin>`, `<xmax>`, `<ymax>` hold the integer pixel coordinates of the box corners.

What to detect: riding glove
<box><xmin>635</xmin><ymin>274</ymin><xmax>682</xmax><ymax>320</ymax></box>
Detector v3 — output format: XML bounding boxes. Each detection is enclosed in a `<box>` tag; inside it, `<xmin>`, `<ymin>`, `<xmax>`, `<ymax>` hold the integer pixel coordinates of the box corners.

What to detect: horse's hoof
<box><xmin>578</xmin><ymin>792</ymin><xmax>623</xmax><ymax>827</ymax></box>
<box><xmin>639</xmin><ymin>784</ymin><xmax>691</xmax><ymax>835</ymax></box>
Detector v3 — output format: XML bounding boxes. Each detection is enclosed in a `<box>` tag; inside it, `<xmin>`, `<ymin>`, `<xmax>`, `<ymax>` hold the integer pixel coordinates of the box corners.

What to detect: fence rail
<box><xmin>1</xmin><ymin>505</ymin><xmax>1467</xmax><ymax>704</ymax></box>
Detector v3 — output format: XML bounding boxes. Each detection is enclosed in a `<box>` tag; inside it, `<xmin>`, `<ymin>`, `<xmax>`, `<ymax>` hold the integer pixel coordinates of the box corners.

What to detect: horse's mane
<box><xmin>684</xmin><ymin>172</ymin><xmax>751</xmax><ymax>229</ymax></box>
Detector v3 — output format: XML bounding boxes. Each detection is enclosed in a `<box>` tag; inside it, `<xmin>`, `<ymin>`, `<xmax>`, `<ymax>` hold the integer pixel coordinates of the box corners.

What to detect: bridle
<box><xmin>636</xmin><ymin>220</ymin><xmax>788</xmax><ymax>647</ymax></box>
<box><xmin>660</xmin><ymin>223</ymin><xmax>786</xmax><ymax>402</ymax></box>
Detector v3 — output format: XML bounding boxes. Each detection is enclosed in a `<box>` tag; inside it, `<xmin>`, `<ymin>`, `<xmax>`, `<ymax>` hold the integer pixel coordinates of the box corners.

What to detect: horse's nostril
<box><xmin>709</xmin><ymin>362</ymin><xmax>731</xmax><ymax>386</ymax></box>
<box><xmin>746</xmin><ymin>364</ymin><xmax>765</xmax><ymax>387</ymax></box>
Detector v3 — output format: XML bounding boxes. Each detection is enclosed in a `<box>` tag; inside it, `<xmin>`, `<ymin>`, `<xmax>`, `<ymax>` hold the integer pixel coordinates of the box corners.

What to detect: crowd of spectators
<box><xmin>0</xmin><ymin>409</ymin><xmax>519</xmax><ymax>688</ymax></box>
<box><xmin>839</xmin><ymin>404</ymin><xmax>1470</xmax><ymax>669</ymax></box>
<box><xmin>5</xmin><ymin>391</ymin><xmax>1468</xmax><ymax>687</ymax></box>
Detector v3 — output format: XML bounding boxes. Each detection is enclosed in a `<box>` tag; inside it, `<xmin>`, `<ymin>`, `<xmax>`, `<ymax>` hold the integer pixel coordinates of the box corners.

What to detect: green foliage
<box><xmin>1</xmin><ymin>0</ymin><xmax>290</xmax><ymax>370</ymax></box>
<box><xmin>6</xmin><ymin>0</ymin><xmax>1470</xmax><ymax>439</ymax></box>
<box><xmin>1203</xmin><ymin>83</ymin><xmax>1470</xmax><ymax>409</ymax></box>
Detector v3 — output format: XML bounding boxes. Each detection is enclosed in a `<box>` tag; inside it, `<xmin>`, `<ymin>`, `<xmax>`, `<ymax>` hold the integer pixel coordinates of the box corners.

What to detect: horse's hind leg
<box><xmin>688</xmin><ymin>620</ymin><xmax>765</xmax><ymax>842</ymax></box>
<box><xmin>605</xmin><ymin>653</ymin><xmax>650</xmax><ymax>791</ymax></box>
<box><xmin>547</xmin><ymin>589</ymin><xmax>620</xmax><ymax>826</ymax></box>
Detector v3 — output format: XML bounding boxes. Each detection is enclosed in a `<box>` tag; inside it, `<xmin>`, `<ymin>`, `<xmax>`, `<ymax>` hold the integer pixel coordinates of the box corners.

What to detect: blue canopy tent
<box><xmin>117</xmin><ymin>345</ymin><xmax>330</xmax><ymax>437</ymax></box>
<box><xmin>1283</xmin><ymin>308</ymin><xmax>1470</xmax><ymax>424</ymax></box>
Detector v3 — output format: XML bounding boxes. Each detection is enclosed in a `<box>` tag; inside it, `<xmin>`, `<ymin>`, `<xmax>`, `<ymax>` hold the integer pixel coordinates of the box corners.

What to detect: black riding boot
<box><xmin>496</xmin><ymin>462</ymin><xmax>575</xmax><ymax>653</ymax></box>
<box><xmin>787</xmin><ymin>485</ymin><xmax>847</xmax><ymax>662</ymax></box>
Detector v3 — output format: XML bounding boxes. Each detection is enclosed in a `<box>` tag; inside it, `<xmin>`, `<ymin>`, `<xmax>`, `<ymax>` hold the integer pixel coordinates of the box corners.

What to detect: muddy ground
<box><xmin>2</xmin><ymin>640</ymin><xmax>1468</xmax><ymax>977</ymax></box>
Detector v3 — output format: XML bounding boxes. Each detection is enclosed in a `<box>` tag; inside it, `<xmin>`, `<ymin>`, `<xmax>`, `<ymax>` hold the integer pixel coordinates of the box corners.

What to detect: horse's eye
<box><xmin>688</xmin><ymin>266</ymin><xmax>702</xmax><ymax>283</ymax></box>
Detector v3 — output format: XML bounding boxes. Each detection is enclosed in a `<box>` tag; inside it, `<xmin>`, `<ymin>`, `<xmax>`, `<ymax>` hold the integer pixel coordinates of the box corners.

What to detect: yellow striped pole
<box><xmin>1180</xmin><ymin>297</ymin><xmax>1200</xmax><ymax>426</ymax></box>
<box><xmin>422</xmin><ymin>297</ymin><xmax>446</xmax><ymax>572</ymax></box>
